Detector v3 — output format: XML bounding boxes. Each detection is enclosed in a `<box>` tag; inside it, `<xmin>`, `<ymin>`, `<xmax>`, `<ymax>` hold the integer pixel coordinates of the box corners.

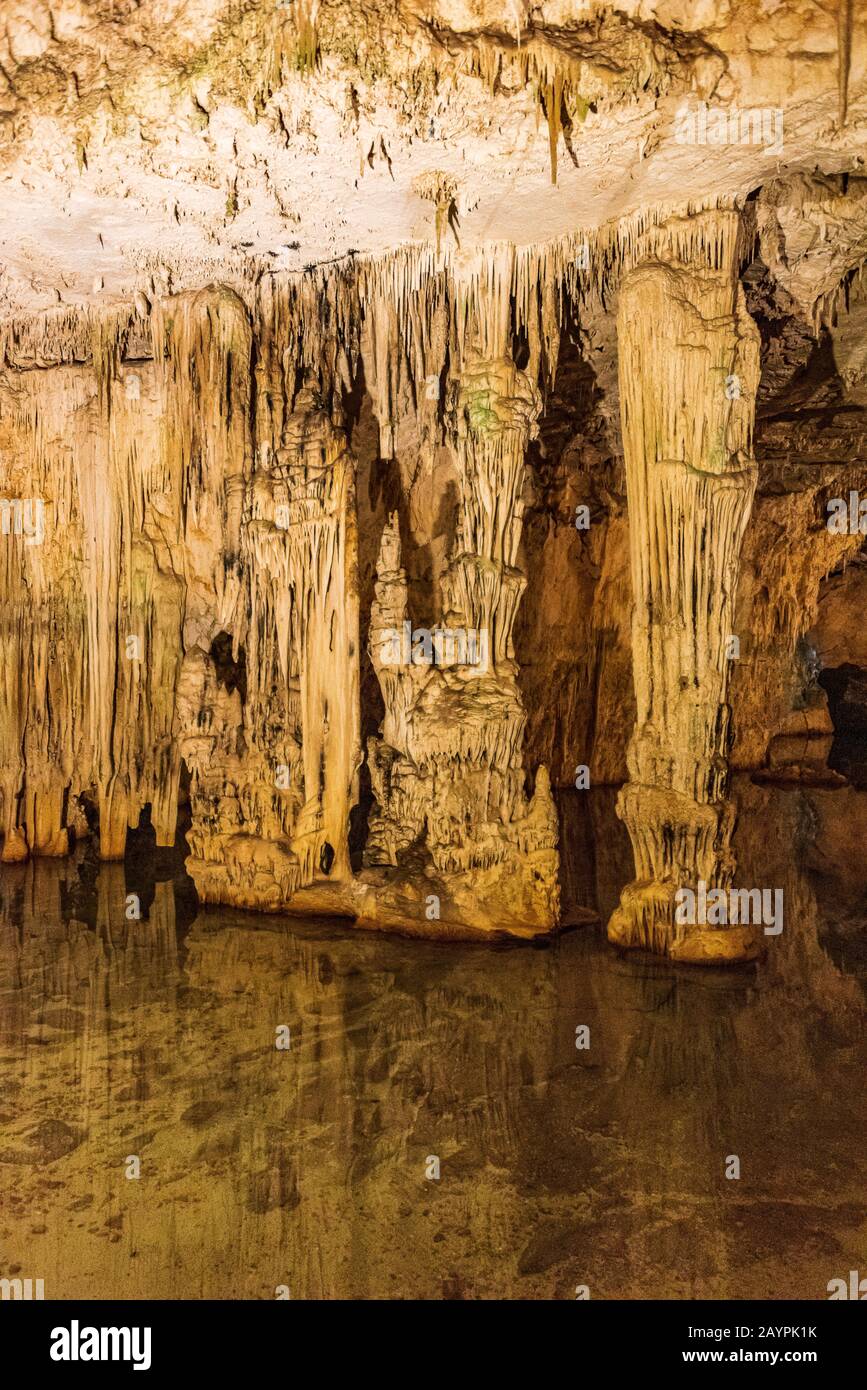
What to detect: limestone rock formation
<box><xmin>183</xmin><ymin>379</ymin><xmax>361</xmax><ymax>910</ymax></box>
<box><xmin>0</xmin><ymin>3</ymin><xmax>866</xmax><ymax>954</ymax></box>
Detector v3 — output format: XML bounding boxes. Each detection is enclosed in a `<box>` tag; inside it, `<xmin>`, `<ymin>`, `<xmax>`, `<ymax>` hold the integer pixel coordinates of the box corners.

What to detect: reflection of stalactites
<box><xmin>95</xmin><ymin>863</ymin><xmax>179</xmax><ymax>1000</ymax></box>
<box><xmin>0</xmin><ymin>858</ymin><xmax>85</xmax><ymax>1033</ymax></box>
<box><xmin>617</xmin><ymin>970</ymin><xmax>742</xmax><ymax>1148</ymax></box>
<box><xmin>0</xmin><ymin>855</ymin><xmax>185</xmax><ymax>1030</ymax></box>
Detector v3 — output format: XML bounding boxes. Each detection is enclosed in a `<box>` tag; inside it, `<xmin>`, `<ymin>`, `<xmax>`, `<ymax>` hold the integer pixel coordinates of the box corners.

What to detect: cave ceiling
<box><xmin>0</xmin><ymin>1</ymin><xmax>863</xmax><ymax>320</ymax></box>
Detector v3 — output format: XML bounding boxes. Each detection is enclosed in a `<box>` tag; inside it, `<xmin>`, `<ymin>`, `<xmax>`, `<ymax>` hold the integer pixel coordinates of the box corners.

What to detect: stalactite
<box><xmin>294</xmin><ymin>0</ymin><xmax>321</xmax><ymax>75</ymax></box>
<box><xmin>182</xmin><ymin>363</ymin><xmax>360</xmax><ymax>911</ymax></box>
<box><xmin>839</xmin><ymin>0</ymin><xmax>853</xmax><ymax>126</ymax></box>
<box><xmin>544</xmin><ymin>74</ymin><xmax>564</xmax><ymax>186</ymax></box>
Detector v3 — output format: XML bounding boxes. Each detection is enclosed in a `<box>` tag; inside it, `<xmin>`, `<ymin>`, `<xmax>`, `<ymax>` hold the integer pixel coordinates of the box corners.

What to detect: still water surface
<box><xmin>1</xmin><ymin>781</ymin><xmax>865</xmax><ymax>1299</ymax></box>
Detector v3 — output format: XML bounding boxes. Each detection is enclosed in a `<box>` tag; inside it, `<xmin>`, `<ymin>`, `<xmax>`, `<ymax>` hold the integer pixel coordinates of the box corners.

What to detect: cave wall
<box><xmin>516</xmin><ymin>222</ymin><xmax>867</xmax><ymax>795</ymax></box>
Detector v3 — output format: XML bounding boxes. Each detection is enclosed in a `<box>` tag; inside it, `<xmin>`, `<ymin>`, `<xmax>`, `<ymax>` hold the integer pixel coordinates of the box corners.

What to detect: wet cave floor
<box><xmin>0</xmin><ymin>778</ymin><xmax>866</xmax><ymax>1300</ymax></box>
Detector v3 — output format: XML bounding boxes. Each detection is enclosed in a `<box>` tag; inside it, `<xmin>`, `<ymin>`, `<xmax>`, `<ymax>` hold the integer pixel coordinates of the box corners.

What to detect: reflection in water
<box><xmin>0</xmin><ymin>782</ymin><xmax>865</xmax><ymax>1300</ymax></box>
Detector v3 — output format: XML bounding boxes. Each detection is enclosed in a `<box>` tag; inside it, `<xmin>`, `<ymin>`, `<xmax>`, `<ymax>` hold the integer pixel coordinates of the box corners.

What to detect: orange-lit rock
<box><xmin>0</xmin><ymin>3</ymin><xmax>865</xmax><ymax>953</ymax></box>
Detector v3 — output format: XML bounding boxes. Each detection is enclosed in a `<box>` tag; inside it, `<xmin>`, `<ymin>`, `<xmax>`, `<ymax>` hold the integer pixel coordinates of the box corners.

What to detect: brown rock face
<box><xmin>1</xmin><ymin>3</ymin><xmax>866</xmax><ymax>954</ymax></box>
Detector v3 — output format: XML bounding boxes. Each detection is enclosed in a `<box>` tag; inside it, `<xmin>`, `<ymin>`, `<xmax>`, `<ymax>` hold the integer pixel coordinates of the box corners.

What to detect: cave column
<box><xmin>282</xmin><ymin>387</ymin><xmax>360</xmax><ymax>886</ymax></box>
<box><xmin>366</xmin><ymin>246</ymin><xmax>559</xmax><ymax>932</ymax></box>
<box><xmin>441</xmin><ymin>357</ymin><xmax>537</xmax><ymax>674</ymax></box>
<box><xmin>443</xmin><ymin>247</ymin><xmax>542</xmax><ymax>677</ymax></box>
<box><xmin>608</xmin><ymin>209</ymin><xmax>762</xmax><ymax>963</ymax></box>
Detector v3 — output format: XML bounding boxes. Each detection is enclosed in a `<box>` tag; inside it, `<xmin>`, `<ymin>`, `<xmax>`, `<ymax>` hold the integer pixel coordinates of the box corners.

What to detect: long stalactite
<box><xmin>607</xmin><ymin>208</ymin><xmax>763</xmax><ymax>963</ymax></box>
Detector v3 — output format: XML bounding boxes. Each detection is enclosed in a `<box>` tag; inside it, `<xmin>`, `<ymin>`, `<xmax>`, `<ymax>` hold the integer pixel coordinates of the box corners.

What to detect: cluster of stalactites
<box><xmin>0</xmin><ymin>285</ymin><xmax>256</xmax><ymax>865</ymax></box>
<box><xmin>0</xmin><ymin>196</ymin><xmax>752</xmax><ymax>877</ymax></box>
<box><xmin>0</xmin><ymin>190</ymin><xmax>761</xmax><ymax>447</ymax></box>
<box><xmin>364</xmin><ymin>315</ymin><xmax>557</xmax><ymax>934</ymax></box>
<box><xmin>179</xmin><ymin>372</ymin><xmax>360</xmax><ymax>906</ymax></box>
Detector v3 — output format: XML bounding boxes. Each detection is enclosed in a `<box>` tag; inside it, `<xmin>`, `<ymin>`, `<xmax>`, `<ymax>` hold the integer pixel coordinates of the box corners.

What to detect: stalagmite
<box><xmin>608</xmin><ymin>209</ymin><xmax>763</xmax><ymax>963</ymax></box>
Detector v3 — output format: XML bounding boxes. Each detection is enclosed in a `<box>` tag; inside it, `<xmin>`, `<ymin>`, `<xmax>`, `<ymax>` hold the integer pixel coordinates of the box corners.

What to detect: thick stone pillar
<box><xmin>365</xmin><ymin>250</ymin><xmax>559</xmax><ymax>935</ymax></box>
<box><xmin>608</xmin><ymin>210</ymin><xmax>762</xmax><ymax>963</ymax></box>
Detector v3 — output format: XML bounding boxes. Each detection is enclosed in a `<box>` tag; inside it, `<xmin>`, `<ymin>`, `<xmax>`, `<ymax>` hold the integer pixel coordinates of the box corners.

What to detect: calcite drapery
<box><xmin>365</xmin><ymin>251</ymin><xmax>560</xmax><ymax>934</ymax></box>
<box><xmin>0</xmin><ymin>286</ymin><xmax>361</xmax><ymax>911</ymax></box>
<box><xmin>184</xmin><ymin>380</ymin><xmax>360</xmax><ymax>910</ymax></box>
<box><xmin>0</xmin><ymin>309</ymin><xmax>192</xmax><ymax>867</ymax></box>
<box><xmin>608</xmin><ymin>210</ymin><xmax>762</xmax><ymax>962</ymax></box>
